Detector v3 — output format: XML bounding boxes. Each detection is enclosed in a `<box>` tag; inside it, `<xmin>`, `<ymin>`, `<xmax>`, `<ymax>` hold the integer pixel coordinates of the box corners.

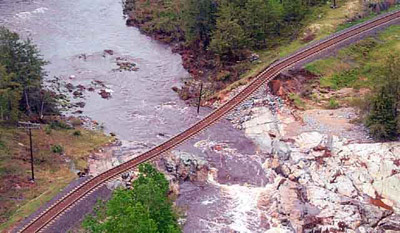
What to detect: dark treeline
<box><xmin>0</xmin><ymin>27</ymin><xmax>59</xmax><ymax>122</ymax></box>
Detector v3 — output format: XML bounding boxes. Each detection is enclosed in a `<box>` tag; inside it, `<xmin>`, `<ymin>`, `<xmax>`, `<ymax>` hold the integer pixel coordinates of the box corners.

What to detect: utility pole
<box><xmin>29</xmin><ymin>128</ymin><xmax>34</xmax><ymax>181</ymax></box>
<box><xmin>331</xmin><ymin>0</ymin><xmax>337</xmax><ymax>8</ymax></box>
<box><xmin>18</xmin><ymin>122</ymin><xmax>40</xmax><ymax>182</ymax></box>
<box><xmin>197</xmin><ymin>82</ymin><xmax>203</xmax><ymax>114</ymax></box>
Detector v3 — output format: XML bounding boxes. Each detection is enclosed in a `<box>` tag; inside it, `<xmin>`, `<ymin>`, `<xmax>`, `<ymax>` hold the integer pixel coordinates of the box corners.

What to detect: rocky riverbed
<box><xmin>174</xmin><ymin>84</ymin><xmax>400</xmax><ymax>232</ymax></box>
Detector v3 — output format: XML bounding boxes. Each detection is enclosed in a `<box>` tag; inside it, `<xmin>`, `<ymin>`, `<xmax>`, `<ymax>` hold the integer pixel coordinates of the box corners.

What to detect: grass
<box><xmin>319</xmin><ymin>69</ymin><xmax>360</xmax><ymax>90</ymax></box>
<box><xmin>0</xmin><ymin>124</ymin><xmax>111</xmax><ymax>231</ymax></box>
<box><xmin>327</xmin><ymin>97</ymin><xmax>340</xmax><ymax>109</ymax></box>
<box><xmin>305</xmin><ymin>25</ymin><xmax>400</xmax><ymax>90</ymax></box>
<box><xmin>289</xmin><ymin>93</ymin><xmax>306</xmax><ymax>109</ymax></box>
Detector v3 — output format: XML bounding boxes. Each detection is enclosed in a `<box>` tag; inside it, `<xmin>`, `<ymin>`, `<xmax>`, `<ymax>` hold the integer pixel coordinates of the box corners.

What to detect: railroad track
<box><xmin>18</xmin><ymin>10</ymin><xmax>400</xmax><ymax>233</ymax></box>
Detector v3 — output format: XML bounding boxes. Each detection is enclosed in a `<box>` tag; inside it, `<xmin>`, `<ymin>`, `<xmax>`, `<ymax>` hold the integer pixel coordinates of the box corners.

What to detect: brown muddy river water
<box><xmin>0</xmin><ymin>0</ymin><xmax>268</xmax><ymax>232</ymax></box>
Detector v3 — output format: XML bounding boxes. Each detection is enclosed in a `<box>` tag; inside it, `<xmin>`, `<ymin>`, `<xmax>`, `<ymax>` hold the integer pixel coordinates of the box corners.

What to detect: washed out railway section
<box><xmin>19</xmin><ymin>10</ymin><xmax>400</xmax><ymax>233</ymax></box>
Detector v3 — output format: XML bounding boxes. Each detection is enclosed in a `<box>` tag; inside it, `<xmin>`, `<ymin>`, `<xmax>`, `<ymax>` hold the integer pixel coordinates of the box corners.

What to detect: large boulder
<box><xmin>272</xmin><ymin>141</ymin><xmax>291</xmax><ymax>160</ymax></box>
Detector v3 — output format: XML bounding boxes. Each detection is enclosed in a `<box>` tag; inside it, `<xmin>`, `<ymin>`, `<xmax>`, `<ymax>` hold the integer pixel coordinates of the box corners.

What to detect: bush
<box><xmin>289</xmin><ymin>93</ymin><xmax>306</xmax><ymax>109</ymax></box>
<box><xmin>44</xmin><ymin>125</ymin><xmax>52</xmax><ymax>135</ymax></box>
<box><xmin>73</xmin><ymin>130</ymin><xmax>81</xmax><ymax>136</ymax></box>
<box><xmin>365</xmin><ymin>89</ymin><xmax>398</xmax><ymax>140</ymax></box>
<box><xmin>51</xmin><ymin>144</ymin><xmax>64</xmax><ymax>154</ymax></box>
<box><xmin>215</xmin><ymin>70</ymin><xmax>231</xmax><ymax>81</ymax></box>
<box><xmin>327</xmin><ymin>98</ymin><xmax>340</xmax><ymax>109</ymax></box>
<box><xmin>50</xmin><ymin>121</ymin><xmax>72</xmax><ymax>130</ymax></box>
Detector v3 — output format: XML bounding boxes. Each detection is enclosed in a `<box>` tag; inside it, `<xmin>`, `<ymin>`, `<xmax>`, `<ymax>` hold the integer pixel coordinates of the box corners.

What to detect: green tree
<box><xmin>0</xmin><ymin>65</ymin><xmax>21</xmax><ymax>122</ymax></box>
<box><xmin>243</xmin><ymin>0</ymin><xmax>282</xmax><ymax>48</ymax></box>
<box><xmin>183</xmin><ymin>0</ymin><xmax>217</xmax><ymax>47</ymax></box>
<box><xmin>209</xmin><ymin>2</ymin><xmax>247</xmax><ymax>57</ymax></box>
<box><xmin>0</xmin><ymin>26</ymin><xmax>57</xmax><ymax>117</ymax></box>
<box><xmin>366</xmin><ymin>88</ymin><xmax>397</xmax><ymax>140</ymax></box>
<box><xmin>281</xmin><ymin>0</ymin><xmax>307</xmax><ymax>23</ymax></box>
<box><xmin>83</xmin><ymin>164</ymin><xmax>180</xmax><ymax>233</ymax></box>
<box><xmin>373</xmin><ymin>54</ymin><xmax>400</xmax><ymax>103</ymax></box>
<box><xmin>83</xmin><ymin>194</ymin><xmax>158</xmax><ymax>233</ymax></box>
<box><xmin>365</xmin><ymin>54</ymin><xmax>400</xmax><ymax>140</ymax></box>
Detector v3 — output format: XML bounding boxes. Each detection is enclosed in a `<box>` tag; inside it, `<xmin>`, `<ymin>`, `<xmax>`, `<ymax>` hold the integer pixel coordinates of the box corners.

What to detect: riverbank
<box><xmin>0</xmin><ymin>118</ymin><xmax>112</xmax><ymax>232</ymax></box>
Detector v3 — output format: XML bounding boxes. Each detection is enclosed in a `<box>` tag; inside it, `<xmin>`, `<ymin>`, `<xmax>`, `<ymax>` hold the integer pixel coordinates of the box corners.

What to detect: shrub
<box><xmin>365</xmin><ymin>89</ymin><xmax>397</xmax><ymax>140</ymax></box>
<box><xmin>289</xmin><ymin>93</ymin><xmax>306</xmax><ymax>109</ymax></box>
<box><xmin>364</xmin><ymin>54</ymin><xmax>400</xmax><ymax>141</ymax></box>
<box><xmin>51</xmin><ymin>144</ymin><xmax>64</xmax><ymax>154</ymax></box>
<box><xmin>215</xmin><ymin>70</ymin><xmax>231</xmax><ymax>81</ymax></box>
<box><xmin>44</xmin><ymin>125</ymin><xmax>52</xmax><ymax>135</ymax></box>
<box><xmin>73</xmin><ymin>130</ymin><xmax>81</xmax><ymax>136</ymax></box>
<box><xmin>50</xmin><ymin>120</ymin><xmax>72</xmax><ymax>130</ymax></box>
<box><xmin>327</xmin><ymin>98</ymin><xmax>340</xmax><ymax>109</ymax></box>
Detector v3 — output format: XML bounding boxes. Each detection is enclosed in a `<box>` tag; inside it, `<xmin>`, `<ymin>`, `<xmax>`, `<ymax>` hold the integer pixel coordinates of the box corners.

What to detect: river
<box><xmin>0</xmin><ymin>0</ymin><xmax>267</xmax><ymax>232</ymax></box>
<box><xmin>0</xmin><ymin>0</ymin><xmax>200</xmax><ymax>142</ymax></box>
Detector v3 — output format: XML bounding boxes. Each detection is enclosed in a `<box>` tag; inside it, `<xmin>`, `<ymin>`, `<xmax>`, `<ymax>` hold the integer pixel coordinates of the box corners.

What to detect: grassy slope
<box><xmin>304</xmin><ymin>24</ymin><xmax>400</xmax><ymax>107</ymax></box>
<box><xmin>0</xmin><ymin>125</ymin><xmax>111</xmax><ymax>231</ymax></box>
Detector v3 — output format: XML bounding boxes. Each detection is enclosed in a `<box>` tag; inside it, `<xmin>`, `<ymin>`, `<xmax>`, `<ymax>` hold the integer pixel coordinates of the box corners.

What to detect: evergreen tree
<box><xmin>0</xmin><ymin>26</ymin><xmax>58</xmax><ymax>119</ymax></box>
<box><xmin>366</xmin><ymin>87</ymin><xmax>398</xmax><ymax>140</ymax></box>
<box><xmin>209</xmin><ymin>2</ymin><xmax>247</xmax><ymax>57</ymax></box>
<box><xmin>281</xmin><ymin>0</ymin><xmax>307</xmax><ymax>23</ymax></box>
<box><xmin>0</xmin><ymin>65</ymin><xmax>21</xmax><ymax>122</ymax></box>
<box><xmin>243</xmin><ymin>0</ymin><xmax>282</xmax><ymax>48</ymax></box>
<box><xmin>365</xmin><ymin>54</ymin><xmax>400</xmax><ymax>140</ymax></box>
<box><xmin>183</xmin><ymin>0</ymin><xmax>217</xmax><ymax>47</ymax></box>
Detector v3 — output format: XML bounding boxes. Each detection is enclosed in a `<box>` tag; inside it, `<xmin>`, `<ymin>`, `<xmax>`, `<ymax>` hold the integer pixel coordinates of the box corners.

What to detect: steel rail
<box><xmin>19</xmin><ymin>10</ymin><xmax>400</xmax><ymax>233</ymax></box>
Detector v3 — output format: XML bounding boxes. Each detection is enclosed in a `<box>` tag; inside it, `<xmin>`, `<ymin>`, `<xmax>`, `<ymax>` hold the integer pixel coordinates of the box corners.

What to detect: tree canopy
<box><xmin>83</xmin><ymin>164</ymin><xmax>181</xmax><ymax>233</ymax></box>
<box><xmin>0</xmin><ymin>27</ymin><xmax>58</xmax><ymax>121</ymax></box>
<box><xmin>365</xmin><ymin>54</ymin><xmax>400</xmax><ymax>140</ymax></box>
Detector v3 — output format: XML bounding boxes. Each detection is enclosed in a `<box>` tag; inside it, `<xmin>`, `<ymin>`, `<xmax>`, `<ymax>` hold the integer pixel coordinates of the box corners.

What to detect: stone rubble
<box><xmin>222</xmin><ymin>88</ymin><xmax>400</xmax><ymax>232</ymax></box>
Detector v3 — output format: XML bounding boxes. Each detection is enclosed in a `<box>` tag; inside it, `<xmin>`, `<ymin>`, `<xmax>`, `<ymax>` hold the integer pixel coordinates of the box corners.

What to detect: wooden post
<box><xmin>197</xmin><ymin>82</ymin><xmax>203</xmax><ymax>114</ymax></box>
<box><xmin>18</xmin><ymin>122</ymin><xmax>40</xmax><ymax>182</ymax></box>
<box><xmin>29</xmin><ymin>128</ymin><xmax>34</xmax><ymax>181</ymax></box>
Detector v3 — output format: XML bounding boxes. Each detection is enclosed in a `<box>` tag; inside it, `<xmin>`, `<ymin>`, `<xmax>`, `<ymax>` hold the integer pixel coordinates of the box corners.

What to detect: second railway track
<box><xmin>18</xmin><ymin>10</ymin><xmax>400</xmax><ymax>233</ymax></box>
